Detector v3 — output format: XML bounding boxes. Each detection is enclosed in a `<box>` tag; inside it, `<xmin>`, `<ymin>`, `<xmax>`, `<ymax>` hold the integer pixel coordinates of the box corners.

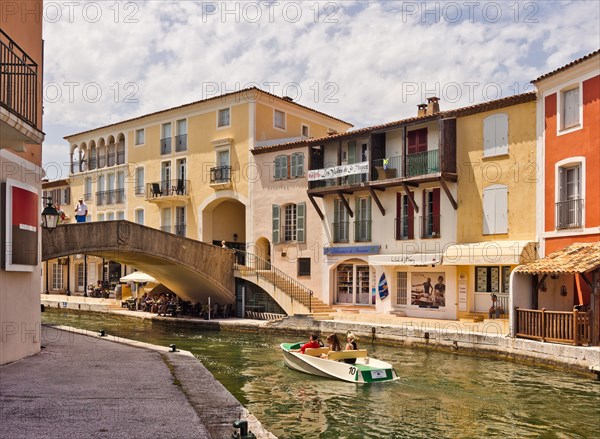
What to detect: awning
<box><xmin>369</xmin><ymin>253</ymin><xmax>442</xmax><ymax>266</ymax></box>
<box><xmin>120</xmin><ymin>271</ymin><xmax>157</xmax><ymax>283</ymax></box>
<box><xmin>442</xmin><ymin>241</ymin><xmax>537</xmax><ymax>265</ymax></box>
<box><xmin>514</xmin><ymin>242</ymin><xmax>600</xmax><ymax>274</ymax></box>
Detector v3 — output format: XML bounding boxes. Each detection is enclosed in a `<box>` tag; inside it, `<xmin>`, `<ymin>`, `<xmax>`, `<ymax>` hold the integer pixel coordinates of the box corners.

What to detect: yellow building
<box><xmin>61</xmin><ymin>88</ymin><xmax>351</xmax><ymax>289</ymax></box>
<box><xmin>444</xmin><ymin>93</ymin><xmax>538</xmax><ymax>321</ymax></box>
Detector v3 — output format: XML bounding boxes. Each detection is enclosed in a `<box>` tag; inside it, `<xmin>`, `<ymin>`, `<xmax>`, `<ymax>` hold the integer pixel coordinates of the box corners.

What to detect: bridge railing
<box><xmin>233</xmin><ymin>250</ymin><xmax>313</xmax><ymax>313</ymax></box>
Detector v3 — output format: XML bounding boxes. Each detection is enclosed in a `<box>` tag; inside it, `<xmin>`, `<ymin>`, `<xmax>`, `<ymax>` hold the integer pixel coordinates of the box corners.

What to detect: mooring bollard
<box><xmin>169</xmin><ymin>344</ymin><xmax>177</xmax><ymax>352</ymax></box>
<box><xmin>232</xmin><ymin>420</ymin><xmax>256</xmax><ymax>439</ymax></box>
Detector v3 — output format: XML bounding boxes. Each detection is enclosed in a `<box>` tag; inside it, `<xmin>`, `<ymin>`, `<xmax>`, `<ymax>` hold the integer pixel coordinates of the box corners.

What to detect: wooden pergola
<box><xmin>513</xmin><ymin>242</ymin><xmax>600</xmax><ymax>346</ymax></box>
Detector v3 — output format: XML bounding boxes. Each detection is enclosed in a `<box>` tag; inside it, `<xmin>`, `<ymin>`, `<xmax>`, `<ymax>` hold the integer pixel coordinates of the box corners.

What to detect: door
<box><xmin>161</xmin><ymin>161</ymin><xmax>171</xmax><ymax>193</ymax></box>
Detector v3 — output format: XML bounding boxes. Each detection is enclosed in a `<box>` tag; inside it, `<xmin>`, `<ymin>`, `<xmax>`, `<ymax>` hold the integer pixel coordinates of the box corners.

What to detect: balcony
<box><xmin>420</xmin><ymin>214</ymin><xmax>441</xmax><ymax>239</ymax></box>
<box><xmin>175</xmin><ymin>134</ymin><xmax>187</xmax><ymax>152</ymax></box>
<box><xmin>117</xmin><ymin>149</ymin><xmax>125</xmax><ymax>165</ymax></box>
<box><xmin>160</xmin><ymin>137</ymin><xmax>172</xmax><ymax>155</ymax></box>
<box><xmin>175</xmin><ymin>224</ymin><xmax>186</xmax><ymax>237</ymax></box>
<box><xmin>0</xmin><ymin>29</ymin><xmax>43</xmax><ymax>149</ymax></box>
<box><xmin>88</xmin><ymin>157</ymin><xmax>97</xmax><ymax>170</ymax></box>
<box><xmin>145</xmin><ymin>179</ymin><xmax>190</xmax><ymax>205</ymax></box>
<box><xmin>556</xmin><ymin>199</ymin><xmax>583</xmax><ymax>230</ymax></box>
<box><xmin>372</xmin><ymin>156</ymin><xmax>401</xmax><ymax>180</ymax></box>
<box><xmin>210</xmin><ymin>165</ymin><xmax>232</xmax><ymax>189</ymax></box>
<box><xmin>332</xmin><ymin>221</ymin><xmax>350</xmax><ymax>243</ymax></box>
<box><xmin>83</xmin><ymin>192</ymin><xmax>92</xmax><ymax>202</ymax></box>
<box><xmin>134</xmin><ymin>185</ymin><xmax>145</xmax><ymax>196</ymax></box>
<box><xmin>98</xmin><ymin>155</ymin><xmax>106</xmax><ymax>168</ymax></box>
<box><xmin>406</xmin><ymin>149</ymin><xmax>439</xmax><ymax>177</ymax></box>
<box><xmin>96</xmin><ymin>189</ymin><xmax>125</xmax><ymax>206</ymax></box>
<box><xmin>107</xmin><ymin>152</ymin><xmax>116</xmax><ymax>167</ymax></box>
<box><xmin>354</xmin><ymin>220</ymin><xmax>372</xmax><ymax>242</ymax></box>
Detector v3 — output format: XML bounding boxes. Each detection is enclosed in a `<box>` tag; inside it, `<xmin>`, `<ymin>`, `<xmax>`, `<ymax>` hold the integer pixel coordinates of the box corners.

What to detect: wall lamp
<box><xmin>41</xmin><ymin>196</ymin><xmax>60</xmax><ymax>232</ymax></box>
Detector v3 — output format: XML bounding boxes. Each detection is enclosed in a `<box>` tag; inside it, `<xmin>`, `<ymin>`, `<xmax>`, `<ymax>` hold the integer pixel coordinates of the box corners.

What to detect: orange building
<box><xmin>0</xmin><ymin>0</ymin><xmax>45</xmax><ymax>364</ymax></box>
<box><xmin>534</xmin><ymin>50</ymin><xmax>600</xmax><ymax>256</ymax></box>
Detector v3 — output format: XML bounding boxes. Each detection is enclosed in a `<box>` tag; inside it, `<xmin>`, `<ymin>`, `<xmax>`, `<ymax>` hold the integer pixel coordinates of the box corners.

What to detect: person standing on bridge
<box><xmin>74</xmin><ymin>197</ymin><xmax>88</xmax><ymax>223</ymax></box>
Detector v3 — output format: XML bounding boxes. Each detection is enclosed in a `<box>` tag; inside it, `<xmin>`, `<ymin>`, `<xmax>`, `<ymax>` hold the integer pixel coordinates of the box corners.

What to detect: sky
<box><xmin>40</xmin><ymin>0</ymin><xmax>600</xmax><ymax>181</ymax></box>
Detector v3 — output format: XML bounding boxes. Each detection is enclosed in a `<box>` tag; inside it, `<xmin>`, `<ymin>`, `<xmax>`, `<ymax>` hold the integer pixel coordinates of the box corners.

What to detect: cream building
<box><xmin>60</xmin><ymin>88</ymin><xmax>351</xmax><ymax>294</ymax></box>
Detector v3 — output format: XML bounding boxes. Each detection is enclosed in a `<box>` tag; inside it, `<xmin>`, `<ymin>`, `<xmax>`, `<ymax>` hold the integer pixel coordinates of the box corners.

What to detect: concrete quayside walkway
<box><xmin>0</xmin><ymin>326</ymin><xmax>275</xmax><ymax>439</ymax></box>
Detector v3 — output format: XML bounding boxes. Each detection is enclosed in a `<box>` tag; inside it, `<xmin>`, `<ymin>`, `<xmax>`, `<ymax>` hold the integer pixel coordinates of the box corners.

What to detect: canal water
<box><xmin>42</xmin><ymin>310</ymin><xmax>599</xmax><ymax>439</ymax></box>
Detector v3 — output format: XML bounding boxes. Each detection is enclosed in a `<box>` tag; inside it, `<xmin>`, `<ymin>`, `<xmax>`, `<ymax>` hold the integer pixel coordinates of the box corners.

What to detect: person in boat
<box><xmin>344</xmin><ymin>332</ymin><xmax>359</xmax><ymax>364</ymax></box>
<box><xmin>294</xmin><ymin>333</ymin><xmax>321</xmax><ymax>354</ymax></box>
<box><xmin>321</xmin><ymin>333</ymin><xmax>342</xmax><ymax>358</ymax></box>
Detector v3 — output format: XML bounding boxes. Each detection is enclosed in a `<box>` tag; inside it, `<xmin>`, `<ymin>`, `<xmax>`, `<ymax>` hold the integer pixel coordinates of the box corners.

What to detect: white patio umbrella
<box><xmin>120</xmin><ymin>271</ymin><xmax>157</xmax><ymax>283</ymax></box>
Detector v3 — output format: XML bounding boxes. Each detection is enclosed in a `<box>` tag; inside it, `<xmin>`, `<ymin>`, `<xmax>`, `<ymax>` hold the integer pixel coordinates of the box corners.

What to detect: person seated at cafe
<box><xmin>489</xmin><ymin>294</ymin><xmax>502</xmax><ymax>319</ymax></box>
<box><xmin>293</xmin><ymin>334</ymin><xmax>320</xmax><ymax>354</ymax></box>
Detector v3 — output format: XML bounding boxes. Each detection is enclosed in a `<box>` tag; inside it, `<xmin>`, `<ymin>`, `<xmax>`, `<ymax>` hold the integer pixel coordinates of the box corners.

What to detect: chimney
<box><xmin>426</xmin><ymin>97</ymin><xmax>440</xmax><ymax>116</ymax></box>
<box><xmin>417</xmin><ymin>104</ymin><xmax>428</xmax><ymax>117</ymax></box>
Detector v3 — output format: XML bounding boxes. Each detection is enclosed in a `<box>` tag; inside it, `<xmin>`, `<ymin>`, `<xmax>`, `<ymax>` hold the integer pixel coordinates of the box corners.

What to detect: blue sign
<box><xmin>324</xmin><ymin>246</ymin><xmax>380</xmax><ymax>255</ymax></box>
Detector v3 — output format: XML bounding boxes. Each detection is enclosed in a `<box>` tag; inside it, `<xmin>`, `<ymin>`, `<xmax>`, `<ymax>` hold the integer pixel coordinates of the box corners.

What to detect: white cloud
<box><xmin>41</xmin><ymin>0</ymin><xmax>599</xmax><ymax>171</ymax></box>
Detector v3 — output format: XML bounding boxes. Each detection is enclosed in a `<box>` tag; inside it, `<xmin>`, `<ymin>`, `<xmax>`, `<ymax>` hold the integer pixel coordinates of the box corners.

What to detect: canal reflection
<box><xmin>42</xmin><ymin>310</ymin><xmax>600</xmax><ymax>439</ymax></box>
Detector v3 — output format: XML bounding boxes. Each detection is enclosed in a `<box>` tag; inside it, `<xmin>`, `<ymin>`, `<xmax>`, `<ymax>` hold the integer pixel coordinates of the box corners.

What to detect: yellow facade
<box><xmin>454</xmin><ymin>100</ymin><xmax>537</xmax><ymax>318</ymax></box>
<box><xmin>65</xmin><ymin>90</ymin><xmax>351</xmax><ymax>248</ymax></box>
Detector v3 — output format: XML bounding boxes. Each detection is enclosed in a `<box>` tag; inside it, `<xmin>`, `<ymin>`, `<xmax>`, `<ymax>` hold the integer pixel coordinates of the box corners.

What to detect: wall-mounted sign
<box><xmin>307</xmin><ymin>161</ymin><xmax>369</xmax><ymax>181</ymax></box>
<box><xmin>2</xmin><ymin>179</ymin><xmax>39</xmax><ymax>272</ymax></box>
<box><xmin>458</xmin><ymin>272</ymin><xmax>467</xmax><ymax>311</ymax></box>
<box><xmin>324</xmin><ymin>245</ymin><xmax>380</xmax><ymax>255</ymax></box>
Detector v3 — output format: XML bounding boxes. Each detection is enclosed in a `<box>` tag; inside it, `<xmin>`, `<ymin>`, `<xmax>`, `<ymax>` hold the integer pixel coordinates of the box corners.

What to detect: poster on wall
<box><xmin>378</xmin><ymin>273</ymin><xmax>389</xmax><ymax>300</ymax></box>
<box><xmin>2</xmin><ymin>179</ymin><xmax>39</xmax><ymax>272</ymax></box>
<box><xmin>411</xmin><ymin>272</ymin><xmax>446</xmax><ymax>308</ymax></box>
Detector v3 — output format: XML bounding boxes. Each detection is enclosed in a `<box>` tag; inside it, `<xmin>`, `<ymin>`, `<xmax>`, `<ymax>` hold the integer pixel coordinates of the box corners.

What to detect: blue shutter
<box><xmin>272</xmin><ymin>205</ymin><xmax>280</xmax><ymax>244</ymax></box>
<box><xmin>297</xmin><ymin>202</ymin><xmax>306</xmax><ymax>243</ymax></box>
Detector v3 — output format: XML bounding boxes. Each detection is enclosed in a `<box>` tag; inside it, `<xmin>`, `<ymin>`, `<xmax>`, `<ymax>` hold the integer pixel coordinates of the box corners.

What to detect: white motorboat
<box><xmin>280</xmin><ymin>342</ymin><xmax>399</xmax><ymax>383</ymax></box>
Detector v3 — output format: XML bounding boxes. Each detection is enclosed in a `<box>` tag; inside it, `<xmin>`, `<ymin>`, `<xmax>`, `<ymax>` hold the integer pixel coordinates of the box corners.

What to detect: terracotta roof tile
<box><xmin>532</xmin><ymin>49</ymin><xmax>600</xmax><ymax>83</ymax></box>
<box><xmin>252</xmin><ymin>92</ymin><xmax>536</xmax><ymax>155</ymax></box>
<box><xmin>514</xmin><ymin>242</ymin><xmax>600</xmax><ymax>274</ymax></box>
<box><xmin>65</xmin><ymin>87</ymin><xmax>352</xmax><ymax>139</ymax></box>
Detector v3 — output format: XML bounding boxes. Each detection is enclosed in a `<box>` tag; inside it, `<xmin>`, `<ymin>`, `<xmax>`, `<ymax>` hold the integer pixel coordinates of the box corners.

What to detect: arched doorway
<box><xmin>201</xmin><ymin>197</ymin><xmax>246</xmax><ymax>251</ymax></box>
<box><xmin>255</xmin><ymin>237</ymin><xmax>271</xmax><ymax>270</ymax></box>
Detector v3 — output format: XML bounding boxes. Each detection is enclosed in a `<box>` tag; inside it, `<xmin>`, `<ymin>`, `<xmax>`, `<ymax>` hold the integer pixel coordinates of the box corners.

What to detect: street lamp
<box><xmin>41</xmin><ymin>196</ymin><xmax>60</xmax><ymax>231</ymax></box>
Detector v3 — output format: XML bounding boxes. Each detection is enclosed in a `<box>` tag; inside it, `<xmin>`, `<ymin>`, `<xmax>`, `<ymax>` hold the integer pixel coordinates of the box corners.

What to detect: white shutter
<box><xmin>495</xmin><ymin>114</ymin><xmax>509</xmax><ymax>155</ymax></box>
<box><xmin>483</xmin><ymin>116</ymin><xmax>495</xmax><ymax>157</ymax></box>
<box><xmin>495</xmin><ymin>185</ymin><xmax>508</xmax><ymax>234</ymax></box>
<box><xmin>482</xmin><ymin>186</ymin><xmax>495</xmax><ymax>234</ymax></box>
<box><xmin>272</xmin><ymin>205</ymin><xmax>280</xmax><ymax>244</ymax></box>
<box><xmin>297</xmin><ymin>202</ymin><xmax>306</xmax><ymax>243</ymax></box>
<box><xmin>563</xmin><ymin>88</ymin><xmax>579</xmax><ymax>128</ymax></box>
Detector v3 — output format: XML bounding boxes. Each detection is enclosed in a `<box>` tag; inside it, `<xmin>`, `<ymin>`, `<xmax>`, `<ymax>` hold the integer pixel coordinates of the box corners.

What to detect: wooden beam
<box><xmin>440</xmin><ymin>179</ymin><xmax>458</xmax><ymax>210</ymax></box>
<box><xmin>369</xmin><ymin>187</ymin><xmax>385</xmax><ymax>216</ymax></box>
<box><xmin>308</xmin><ymin>194</ymin><xmax>324</xmax><ymax>221</ymax></box>
<box><xmin>337</xmin><ymin>191</ymin><xmax>353</xmax><ymax>218</ymax></box>
<box><xmin>579</xmin><ymin>272</ymin><xmax>594</xmax><ymax>289</ymax></box>
<box><xmin>401</xmin><ymin>183</ymin><xmax>419</xmax><ymax>213</ymax></box>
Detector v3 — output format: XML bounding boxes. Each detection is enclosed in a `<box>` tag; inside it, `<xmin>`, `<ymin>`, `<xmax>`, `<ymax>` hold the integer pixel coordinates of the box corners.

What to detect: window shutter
<box><xmin>421</xmin><ymin>190</ymin><xmax>426</xmax><ymax>238</ymax></box>
<box><xmin>65</xmin><ymin>187</ymin><xmax>71</xmax><ymax>205</ymax></box>
<box><xmin>297</xmin><ymin>202</ymin><xmax>306</xmax><ymax>243</ymax></box>
<box><xmin>407</xmin><ymin>191</ymin><xmax>414</xmax><ymax>239</ymax></box>
<box><xmin>347</xmin><ymin>141</ymin><xmax>356</xmax><ymax>163</ymax></box>
<box><xmin>482</xmin><ymin>186</ymin><xmax>494</xmax><ymax>234</ymax></box>
<box><xmin>564</xmin><ymin>88</ymin><xmax>579</xmax><ymax>128</ymax></box>
<box><xmin>432</xmin><ymin>188</ymin><xmax>441</xmax><ymax>235</ymax></box>
<box><xmin>354</xmin><ymin>197</ymin><xmax>359</xmax><ymax>241</ymax></box>
<box><xmin>483</xmin><ymin>116</ymin><xmax>495</xmax><ymax>157</ymax></box>
<box><xmin>282</xmin><ymin>156</ymin><xmax>288</xmax><ymax>179</ymax></box>
<box><xmin>495</xmin><ymin>114</ymin><xmax>509</xmax><ymax>155</ymax></box>
<box><xmin>272</xmin><ymin>204</ymin><xmax>280</xmax><ymax>244</ymax></box>
<box><xmin>296</xmin><ymin>153</ymin><xmax>304</xmax><ymax>177</ymax></box>
<box><xmin>396</xmin><ymin>193</ymin><xmax>402</xmax><ymax>239</ymax></box>
<box><xmin>274</xmin><ymin>157</ymin><xmax>280</xmax><ymax>180</ymax></box>
<box><xmin>495</xmin><ymin>185</ymin><xmax>508</xmax><ymax>233</ymax></box>
<box><xmin>290</xmin><ymin>154</ymin><xmax>297</xmax><ymax>178</ymax></box>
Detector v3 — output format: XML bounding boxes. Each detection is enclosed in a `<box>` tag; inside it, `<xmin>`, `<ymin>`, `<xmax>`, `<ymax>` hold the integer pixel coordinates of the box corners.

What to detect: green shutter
<box><xmin>297</xmin><ymin>202</ymin><xmax>306</xmax><ymax>243</ymax></box>
<box><xmin>274</xmin><ymin>157</ymin><xmax>281</xmax><ymax>180</ymax></box>
<box><xmin>354</xmin><ymin>197</ymin><xmax>359</xmax><ymax>241</ymax></box>
<box><xmin>290</xmin><ymin>153</ymin><xmax>298</xmax><ymax>178</ymax></box>
<box><xmin>348</xmin><ymin>141</ymin><xmax>357</xmax><ymax>163</ymax></box>
<box><xmin>297</xmin><ymin>153</ymin><xmax>304</xmax><ymax>177</ymax></box>
<box><xmin>282</xmin><ymin>156</ymin><xmax>288</xmax><ymax>179</ymax></box>
<box><xmin>272</xmin><ymin>204</ymin><xmax>280</xmax><ymax>244</ymax></box>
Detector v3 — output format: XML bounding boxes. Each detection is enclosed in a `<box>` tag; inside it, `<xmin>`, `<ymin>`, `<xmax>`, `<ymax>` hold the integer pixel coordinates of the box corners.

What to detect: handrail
<box><xmin>232</xmin><ymin>249</ymin><xmax>313</xmax><ymax>312</ymax></box>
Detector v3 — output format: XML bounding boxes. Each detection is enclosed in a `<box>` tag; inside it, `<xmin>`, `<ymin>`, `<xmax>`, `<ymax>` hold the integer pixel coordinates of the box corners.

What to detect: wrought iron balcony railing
<box><xmin>332</xmin><ymin>221</ymin><xmax>349</xmax><ymax>243</ymax></box>
<box><xmin>160</xmin><ymin>137</ymin><xmax>172</xmax><ymax>155</ymax></box>
<box><xmin>146</xmin><ymin>179</ymin><xmax>189</xmax><ymax>198</ymax></box>
<box><xmin>372</xmin><ymin>156</ymin><xmax>401</xmax><ymax>180</ymax></box>
<box><xmin>406</xmin><ymin>149</ymin><xmax>439</xmax><ymax>177</ymax></box>
<box><xmin>0</xmin><ymin>29</ymin><xmax>38</xmax><ymax>127</ymax></box>
<box><xmin>420</xmin><ymin>214</ymin><xmax>441</xmax><ymax>239</ymax></box>
<box><xmin>556</xmin><ymin>199</ymin><xmax>583</xmax><ymax>229</ymax></box>
<box><xmin>354</xmin><ymin>220</ymin><xmax>372</xmax><ymax>242</ymax></box>
<box><xmin>210</xmin><ymin>165</ymin><xmax>231</xmax><ymax>184</ymax></box>
<box><xmin>175</xmin><ymin>134</ymin><xmax>187</xmax><ymax>152</ymax></box>
<box><xmin>394</xmin><ymin>217</ymin><xmax>410</xmax><ymax>240</ymax></box>
<box><xmin>175</xmin><ymin>224</ymin><xmax>186</xmax><ymax>237</ymax></box>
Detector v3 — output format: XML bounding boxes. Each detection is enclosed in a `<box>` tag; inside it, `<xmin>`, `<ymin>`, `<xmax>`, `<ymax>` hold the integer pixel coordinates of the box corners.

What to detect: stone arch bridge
<box><xmin>42</xmin><ymin>221</ymin><xmax>234</xmax><ymax>304</ymax></box>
